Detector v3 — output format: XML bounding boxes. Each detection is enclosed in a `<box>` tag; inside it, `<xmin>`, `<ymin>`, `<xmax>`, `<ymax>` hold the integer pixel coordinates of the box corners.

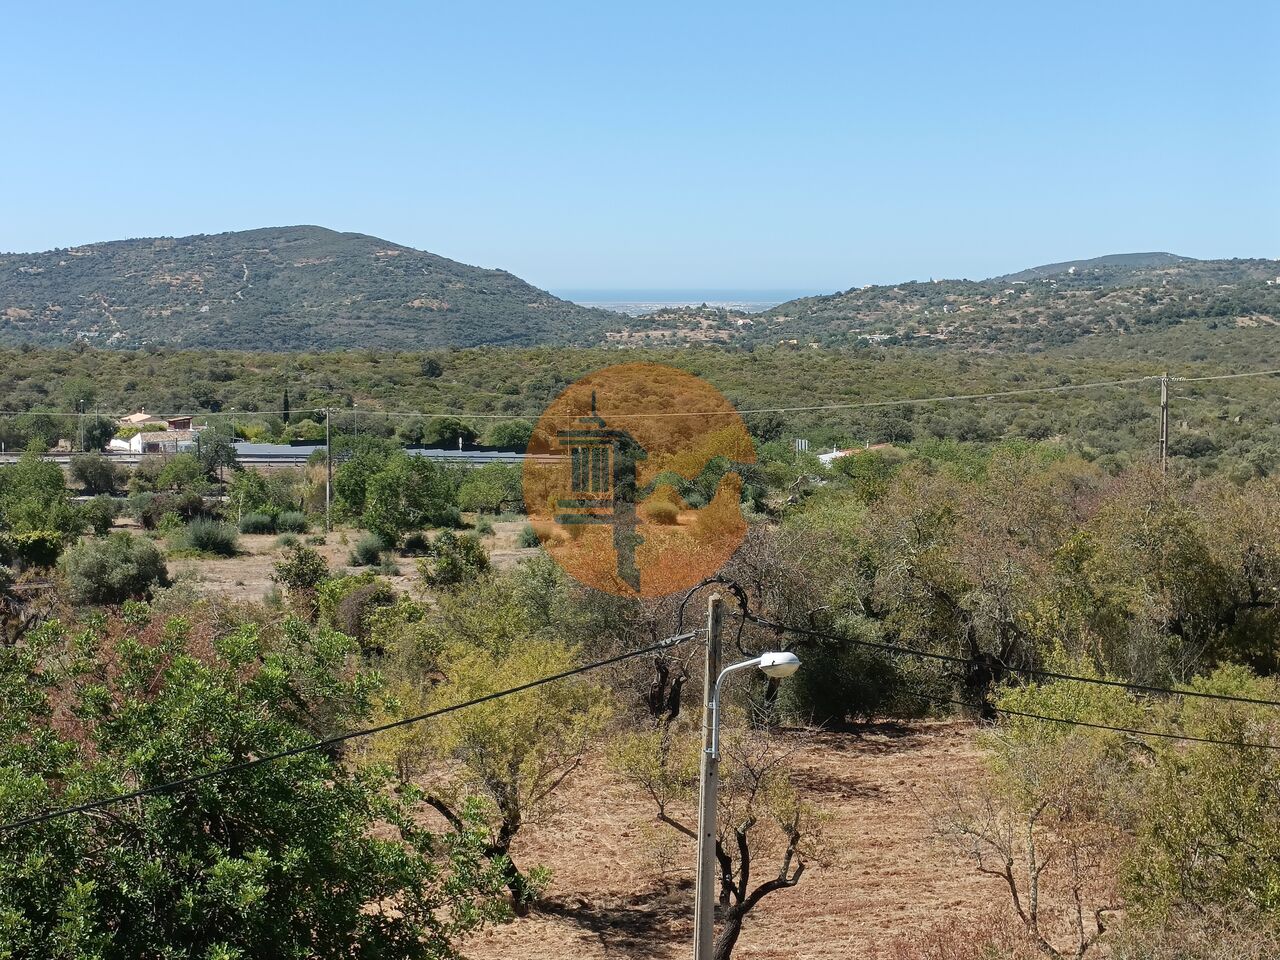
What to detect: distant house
<box><xmin>120</xmin><ymin>410</ymin><xmax>167</xmax><ymax>428</ymax></box>
<box><xmin>110</xmin><ymin>429</ymin><xmax>201</xmax><ymax>455</ymax></box>
<box><xmin>818</xmin><ymin>443</ymin><xmax>896</xmax><ymax>466</ymax></box>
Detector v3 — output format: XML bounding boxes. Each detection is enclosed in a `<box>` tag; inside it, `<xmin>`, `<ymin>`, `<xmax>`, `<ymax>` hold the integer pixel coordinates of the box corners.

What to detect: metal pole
<box><xmin>1159</xmin><ymin>371</ymin><xmax>1169</xmax><ymax>474</ymax></box>
<box><xmin>325</xmin><ymin>407</ymin><xmax>333</xmax><ymax>532</ymax></box>
<box><xmin>694</xmin><ymin>593</ymin><xmax>723</xmax><ymax>960</ymax></box>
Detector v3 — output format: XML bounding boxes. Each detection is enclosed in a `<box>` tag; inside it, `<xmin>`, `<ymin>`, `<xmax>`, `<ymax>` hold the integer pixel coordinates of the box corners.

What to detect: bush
<box><xmin>180</xmin><ymin>519</ymin><xmax>238</xmax><ymax>556</ymax></box>
<box><xmin>517</xmin><ymin>524</ymin><xmax>541</xmax><ymax>548</ymax></box>
<box><xmin>276</xmin><ymin>533</ymin><xmax>301</xmax><ymax>548</ymax></box>
<box><xmin>417</xmin><ymin>531</ymin><xmax>489</xmax><ymax>588</ymax></box>
<box><xmin>276</xmin><ymin>510</ymin><xmax>309</xmax><ymax>533</ymax></box>
<box><xmin>70</xmin><ymin>452</ymin><xmax>124</xmax><ymax>495</ymax></box>
<box><xmin>0</xmin><ymin>531</ymin><xmax>64</xmax><ymax>570</ymax></box>
<box><xmin>59</xmin><ymin>532</ymin><xmax>169</xmax><ymax>604</ymax></box>
<box><xmin>474</xmin><ymin>517</ymin><xmax>495</xmax><ymax>536</ymax></box>
<box><xmin>777</xmin><ymin>621</ymin><xmax>915</xmax><ymax>725</ymax></box>
<box><xmin>349</xmin><ymin>532</ymin><xmax>385</xmax><ymax>567</ymax></box>
<box><xmin>239</xmin><ymin>512</ymin><xmax>277</xmax><ymax>534</ymax></box>
<box><xmin>129</xmin><ymin>490</ymin><xmax>207</xmax><ymax>530</ymax></box>
<box><xmin>272</xmin><ymin>543</ymin><xmax>329</xmax><ymax>594</ymax></box>
<box><xmin>82</xmin><ymin>495</ymin><xmax>120</xmax><ymax>535</ymax></box>
<box><xmin>402</xmin><ymin>531</ymin><xmax>432</xmax><ymax>555</ymax></box>
<box><xmin>643</xmin><ymin>501</ymin><xmax>679</xmax><ymax>525</ymax></box>
<box><xmin>318</xmin><ymin>573</ymin><xmax>397</xmax><ymax>647</ymax></box>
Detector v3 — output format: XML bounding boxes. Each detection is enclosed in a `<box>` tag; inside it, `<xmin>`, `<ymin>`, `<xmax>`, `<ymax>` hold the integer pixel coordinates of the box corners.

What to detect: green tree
<box><xmin>81</xmin><ymin>414</ymin><xmax>118</xmax><ymax>451</ymax></box>
<box><xmin>70</xmin><ymin>451</ymin><xmax>124</xmax><ymax>494</ymax></box>
<box><xmin>370</xmin><ymin>578</ymin><xmax>608</xmax><ymax>914</ymax></box>
<box><xmin>59</xmin><ymin>531</ymin><xmax>169</xmax><ymax>604</ymax></box>
<box><xmin>0</xmin><ymin>610</ymin><xmax>510</xmax><ymax>958</ymax></box>
<box><xmin>0</xmin><ymin>450</ymin><xmax>85</xmax><ymax>541</ymax></box>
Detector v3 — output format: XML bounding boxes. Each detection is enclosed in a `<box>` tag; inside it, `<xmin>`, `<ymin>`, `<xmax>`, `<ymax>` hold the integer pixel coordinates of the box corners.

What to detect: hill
<box><xmin>999</xmin><ymin>251</ymin><xmax>1190</xmax><ymax>281</ymax></box>
<box><xmin>604</xmin><ymin>255</ymin><xmax>1280</xmax><ymax>350</ymax></box>
<box><xmin>0</xmin><ymin>226</ymin><xmax>621</xmax><ymax>350</ymax></box>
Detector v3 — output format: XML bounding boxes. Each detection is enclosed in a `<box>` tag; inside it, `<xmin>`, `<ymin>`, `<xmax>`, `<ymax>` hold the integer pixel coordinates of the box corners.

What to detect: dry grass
<box><xmin>462</xmin><ymin>721</ymin><xmax>1003</xmax><ymax>960</ymax></box>
<box><xmin>158</xmin><ymin>518</ymin><xmax>538</xmax><ymax>602</ymax></box>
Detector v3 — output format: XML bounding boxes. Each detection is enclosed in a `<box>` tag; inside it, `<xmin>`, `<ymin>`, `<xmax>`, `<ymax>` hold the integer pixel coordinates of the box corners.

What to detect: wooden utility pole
<box><xmin>694</xmin><ymin>593</ymin><xmax>724</xmax><ymax>960</ymax></box>
<box><xmin>1159</xmin><ymin>371</ymin><xmax>1169</xmax><ymax>474</ymax></box>
<box><xmin>325</xmin><ymin>407</ymin><xmax>333</xmax><ymax>532</ymax></box>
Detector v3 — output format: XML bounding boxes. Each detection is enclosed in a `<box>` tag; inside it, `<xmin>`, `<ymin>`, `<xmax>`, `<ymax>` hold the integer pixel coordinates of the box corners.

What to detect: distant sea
<box><xmin>553</xmin><ymin>289</ymin><xmax>821</xmax><ymax>316</ymax></box>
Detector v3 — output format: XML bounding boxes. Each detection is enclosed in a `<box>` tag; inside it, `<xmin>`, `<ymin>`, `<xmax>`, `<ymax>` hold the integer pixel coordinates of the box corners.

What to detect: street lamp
<box><xmin>707</xmin><ymin>651</ymin><xmax>801</xmax><ymax>760</ymax></box>
<box><xmin>694</xmin><ymin>595</ymin><xmax>800</xmax><ymax>960</ymax></box>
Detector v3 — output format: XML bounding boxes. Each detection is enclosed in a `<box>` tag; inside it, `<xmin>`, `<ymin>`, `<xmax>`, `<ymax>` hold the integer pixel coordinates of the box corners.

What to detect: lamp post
<box><xmin>693</xmin><ymin>594</ymin><xmax>800</xmax><ymax>960</ymax></box>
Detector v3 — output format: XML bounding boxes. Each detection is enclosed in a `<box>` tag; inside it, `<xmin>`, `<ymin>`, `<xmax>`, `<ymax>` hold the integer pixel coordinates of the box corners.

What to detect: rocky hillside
<box><xmin>605</xmin><ymin>255</ymin><xmax>1280</xmax><ymax>350</ymax></box>
<box><xmin>0</xmin><ymin>226</ymin><xmax>621</xmax><ymax>350</ymax></box>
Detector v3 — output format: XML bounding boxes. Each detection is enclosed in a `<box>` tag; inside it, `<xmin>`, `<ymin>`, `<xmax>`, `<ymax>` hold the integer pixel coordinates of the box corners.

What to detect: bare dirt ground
<box><xmin>158</xmin><ymin>519</ymin><xmax>537</xmax><ymax>602</ymax></box>
<box><xmin>463</xmin><ymin>721</ymin><xmax>1001</xmax><ymax>960</ymax></box>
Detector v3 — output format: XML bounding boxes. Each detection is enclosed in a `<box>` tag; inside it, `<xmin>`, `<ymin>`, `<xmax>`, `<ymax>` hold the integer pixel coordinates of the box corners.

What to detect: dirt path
<box><xmin>463</xmin><ymin>721</ymin><xmax>1001</xmax><ymax>960</ymax></box>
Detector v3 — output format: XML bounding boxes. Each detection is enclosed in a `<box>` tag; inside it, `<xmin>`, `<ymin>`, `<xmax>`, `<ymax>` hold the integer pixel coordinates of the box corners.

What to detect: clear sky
<box><xmin>3</xmin><ymin>1</ymin><xmax>1277</xmax><ymax>291</ymax></box>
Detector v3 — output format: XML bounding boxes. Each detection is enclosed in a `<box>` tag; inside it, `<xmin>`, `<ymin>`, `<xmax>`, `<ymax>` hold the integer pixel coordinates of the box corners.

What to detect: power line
<box><xmin>909</xmin><ymin>690</ymin><xmax>1280</xmax><ymax>752</ymax></box>
<box><xmin>743</xmin><ymin>614</ymin><xmax>1280</xmax><ymax>709</ymax></box>
<box><xmin>0</xmin><ymin>631</ymin><xmax>696</xmax><ymax>834</ymax></box>
<box><xmin>1180</xmin><ymin>368</ymin><xmax>1280</xmax><ymax>384</ymax></box>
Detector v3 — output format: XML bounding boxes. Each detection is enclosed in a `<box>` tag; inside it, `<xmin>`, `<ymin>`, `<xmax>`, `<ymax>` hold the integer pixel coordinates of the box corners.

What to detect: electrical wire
<box><xmin>0</xmin><ymin>631</ymin><xmax>697</xmax><ymax>834</ymax></box>
<box><xmin>907</xmin><ymin>690</ymin><xmax>1280</xmax><ymax>752</ymax></box>
<box><xmin>742</xmin><ymin>614</ymin><xmax>1280</xmax><ymax>709</ymax></box>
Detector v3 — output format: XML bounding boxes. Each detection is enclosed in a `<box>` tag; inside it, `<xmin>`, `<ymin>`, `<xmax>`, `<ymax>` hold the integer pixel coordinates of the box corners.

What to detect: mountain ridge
<box><xmin>2</xmin><ymin>228</ymin><xmax>1275</xmax><ymax>352</ymax></box>
<box><xmin>0</xmin><ymin>225</ymin><xmax>621</xmax><ymax>350</ymax></box>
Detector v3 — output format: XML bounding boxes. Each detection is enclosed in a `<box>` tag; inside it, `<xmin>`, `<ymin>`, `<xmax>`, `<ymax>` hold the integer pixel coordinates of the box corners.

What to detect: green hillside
<box><xmin>0</xmin><ymin>226</ymin><xmax>622</xmax><ymax>350</ymax></box>
<box><xmin>605</xmin><ymin>255</ymin><xmax>1280</xmax><ymax>350</ymax></box>
<box><xmin>999</xmin><ymin>251</ymin><xmax>1191</xmax><ymax>281</ymax></box>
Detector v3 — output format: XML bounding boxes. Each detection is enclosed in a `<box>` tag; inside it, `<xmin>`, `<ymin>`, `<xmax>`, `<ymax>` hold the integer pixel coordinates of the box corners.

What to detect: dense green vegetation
<box><xmin>614</xmin><ymin>256</ymin><xmax>1280</xmax><ymax>350</ymax></box>
<box><xmin>3</xmin><ymin>325</ymin><xmax>1280</xmax><ymax>956</ymax></box>
<box><xmin>0</xmin><ymin>226</ymin><xmax>621</xmax><ymax>349</ymax></box>
<box><xmin>3</xmin><ymin>326</ymin><xmax>1280</xmax><ymax>478</ymax></box>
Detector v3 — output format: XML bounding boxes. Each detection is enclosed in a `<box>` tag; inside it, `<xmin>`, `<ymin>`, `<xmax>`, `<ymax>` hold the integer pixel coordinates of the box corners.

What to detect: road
<box><xmin>0</xmin><ymin>446</ymin><xmax>542</xmax><ymax>468</ymax></box>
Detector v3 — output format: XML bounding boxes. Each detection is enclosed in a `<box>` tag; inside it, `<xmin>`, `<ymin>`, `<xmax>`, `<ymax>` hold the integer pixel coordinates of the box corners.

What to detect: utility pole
<box><xmin>325</xmin><ymin>407</ymin><xmax>333</xmax><ymax>533</ymax></box>
<box><xmin>1151</xmin><ymin>371</ymin><xmax>1186</xmax><ymax>474</ymax></box>
<box><xmin>77</xmin><ymin>400</ymin><xmax>85</xmax><ymax>452</ymax></box>
<box><xmin>693</xmin><ymin>593</ymin><xmax>724</xmax><ymax>960</ymax></box>
<box><xmin>1159</xmin><ymin>371</ymin><xmax>1169</xmax><ymax>474</ymax></box>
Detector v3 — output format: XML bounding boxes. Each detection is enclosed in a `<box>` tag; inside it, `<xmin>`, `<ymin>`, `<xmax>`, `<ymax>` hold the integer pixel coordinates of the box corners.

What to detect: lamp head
<box><xmin>758</xmin><ymin>651</ymin><xmax>801</xmax><ymax>679</ymax></box>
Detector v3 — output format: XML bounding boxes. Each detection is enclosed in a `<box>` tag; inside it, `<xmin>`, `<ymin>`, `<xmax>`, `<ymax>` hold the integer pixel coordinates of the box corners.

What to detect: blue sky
<box><xmin>3</xmin><ymin>1</ymin><xmax>1276</xmax><ymax>291</ymax></box>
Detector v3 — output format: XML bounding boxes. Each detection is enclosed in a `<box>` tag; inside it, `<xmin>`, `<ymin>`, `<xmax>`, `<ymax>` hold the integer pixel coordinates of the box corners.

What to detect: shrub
<box><xmin>82</xmin><ymin>495</ymin><xmax>120</xmax><ymax>535</ymax></box>
<box><xmin>318</xmin><ymin>573</ymin><xmax>398</xmax><ymax>648</ymax></box>
<box><xmin>474</xmin><ymin>517</ymin><xmax>495</xmax><ymax>536</ymax></box>
<box><xmin>0</xmin><ymin>531</ymin><xmax>64</xmax><ymax>570</ymax></box>
<box><xmin>417</xmin><ymin>531</ymin><xmax>489</xmax><ymax>588</ymax></box>
<box><xmin>273</xmin><ymin>543</ymin><xmax>329</xmax><ymax>591</ymax></box>
<box><xmin>239</xmin><ymin>512</ymin><xmax>277</xmax><ymax>534</ymax></box>
<box><xmin>643</xmin><ymin>501</ymin><xmax>679</xmax><ymax>525</ymax></box>
<box><xmin>276</xmin><ymin>510</ymin><xmax>308</xmax><ymax>533</ymax></box>
<box><xmin>402</xmin><ymin>532</ymin><xmax>432</xmax><ymax>556</ymax></box>
<box><xmin>276</xmin><ymin>533</ymin><xmax>301</xmax><ymax>548</ymax></box>
<box><xmin>70</xmin><ymin>452</ymin><xmax>124</xmax><ymax>495</ymax></box>
<box><xmin>349</xmin><ymin>532</ymin><xmax>385</xmax><ymax>567</ymax></box>
<box><xmin>306</xmin><ymin>534</ymin><xmax>327</xmax><ymax>546</ymax></box>
<box><xmin>129</xmin><ymin>490</ymin><xmax>207</xmax><ymax>529</ymax></box>
<box><xmin>59</xmin><ymin>532</ymin><xmax>169</xmax><ymax>605</ymax></box>
<box><xmin>517</xmin><ymin>524</ymin><xmax>541</xmax><ymax>548</ymax></box>
<box><xmin>180</xmin><ymin>519</ymin><xmax>238</xmax><ymax>556</ymax></box>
